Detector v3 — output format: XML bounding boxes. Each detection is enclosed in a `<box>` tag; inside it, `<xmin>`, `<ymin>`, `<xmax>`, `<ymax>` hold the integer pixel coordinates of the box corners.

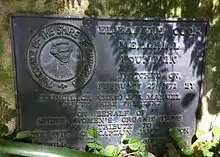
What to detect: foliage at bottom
<box><xmin>0</xmin><ymin>123</ymin><xmax>220</xmax><ymax>157</ymax></box>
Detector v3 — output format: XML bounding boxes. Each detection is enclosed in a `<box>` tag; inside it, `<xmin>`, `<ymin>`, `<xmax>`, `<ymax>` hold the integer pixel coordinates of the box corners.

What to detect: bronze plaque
<box><xmin>11</xmin><ymin>14</ymin><xmax>208</xmax><ymax>155</ymax></box>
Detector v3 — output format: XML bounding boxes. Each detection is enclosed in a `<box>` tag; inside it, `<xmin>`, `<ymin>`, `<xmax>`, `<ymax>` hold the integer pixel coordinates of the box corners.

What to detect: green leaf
<box><xmin>193</xmin><ymin>150</ymin><xmax>203</xmax><ymax>157</ymax></box>
<box><xmin>98</xmin><ymin>148</ymin><xmax>105</xmax><ymax>155</ymax></box>
<box><xmin>177</xmin><ymin>140</ymin><xmax>186</xmax><ymax>149</ymax></box>
<box><xmin>87</xmin><ymin>139</ymin><xmax>97</xmax><ymax>148</ymax></box>
<box><xmin>169</xmin><ymin>128</ymin><xmax>182</xmax><ymax>140</ymax></box>
<box><xmin>202</xmin><ymin>150</ymin><xmax>214</xmax><ymax>157</ymax></box>
<box><xmin>182</xmin><ymin>146</ymin><xmax>194</xmax><ymax>155</ymax></box>
<box><xmin>87</xmin><ymin>139</ymin><xmax>103</xmax><ymax>150</ymax></box>
<box><xmin>138</xmin><ymin>143</ymin><xmax>146</xmax><ymax>152</ymax></box>
<box><xmin>3</xmin><ymin>131</ymin><xmax>14</xmax><ymax>140</ymax></box>
<box><xmin>121</xmin><ymin>130</ymin><xmax>129</xmax><ymax>143</ymax></box>
<box><xmin>87</xmin><ymin>127</ymin><xmax>98</xmax><ymax>139</ymax></box>
<box><xmin>212</xmin><ymin>125</ymin><xmax>220</xmax><ymax>139</ymax></box>
<box><xmin>0</xmin><ymin>124</ymin><xmax>9</xmax><ymax>137</ymax></box>
<box><xmin>103</xmin><ymin>145</ymin><xmax>117</xmax><ymax>156</ymax></box>
<box><xmin>128</xmin><ymin>137</ymin><xmax>142</xmax><ymax>151</ymax></box>
<box><xmin>169</xmin><ymin>129</ymin><xmax>194</xmax><ymax>155</ymax></box>
<box><xmin>15</xmin><ymin>131</ymin><xmax>32</xmax><ymax>139</ymax></box>
<box><xmin>115</xmin><ymin>147</ymin><xmax>121</xmax><ymax>156</ymax></box>
<box><xmin>93</xmin><ymin>149</ymin><xmax>100</xmax><ymax>154</ymax></box>
<box><xmin>0</xmin><ymin>138</ymin><xmax>104</xmax><ymax>157</ymax></box>
<box><xmin>138</xmin><ymin>151</ymin><xmax>146</xmax><ymax>157</ymax></box>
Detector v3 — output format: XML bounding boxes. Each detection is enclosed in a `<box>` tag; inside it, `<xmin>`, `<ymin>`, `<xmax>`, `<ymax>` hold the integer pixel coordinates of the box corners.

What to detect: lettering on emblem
<box><xmin>27</xmin><ymin>23</ymin><xmax>96</xmax><ymax>93</ymax></box>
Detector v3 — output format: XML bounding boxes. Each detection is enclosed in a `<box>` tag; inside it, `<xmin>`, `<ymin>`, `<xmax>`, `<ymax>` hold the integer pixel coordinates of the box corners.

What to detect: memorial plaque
<box><xmin>10</xmin><ymin>14</ymin><xmax>208</xmax><ymax>155</ymax></box>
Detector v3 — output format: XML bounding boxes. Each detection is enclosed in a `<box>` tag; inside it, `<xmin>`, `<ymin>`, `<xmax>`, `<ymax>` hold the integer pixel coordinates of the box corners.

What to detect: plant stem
<box><xmin>0</xmin><ymin>139</ymin><xmax>105</xmax><ymax>157</ymax></box>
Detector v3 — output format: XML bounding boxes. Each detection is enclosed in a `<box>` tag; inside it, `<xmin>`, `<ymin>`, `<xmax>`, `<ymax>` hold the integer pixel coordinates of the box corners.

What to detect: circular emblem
<box><xmin>27</xmin><ymin>23</ymin><xmax>96</xmax><ymax>93</ymax></box>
